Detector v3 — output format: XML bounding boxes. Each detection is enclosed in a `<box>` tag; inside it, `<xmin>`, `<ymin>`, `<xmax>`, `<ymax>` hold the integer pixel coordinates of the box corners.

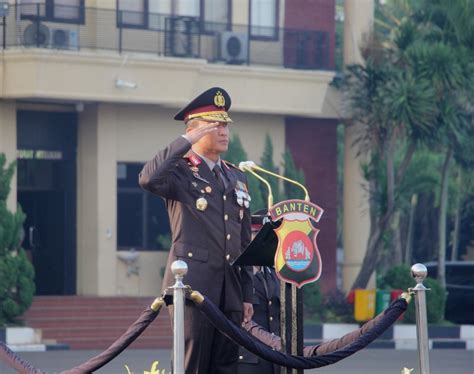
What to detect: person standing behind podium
<box><xmin>238</xmin><ymin>211</ymin><xmax>281</xmax><ymax>374</ymax></box>
<box><xmin>139</xmin><ymin>87</ymin><xmax>254</xmax><ymax>374</ymax></box>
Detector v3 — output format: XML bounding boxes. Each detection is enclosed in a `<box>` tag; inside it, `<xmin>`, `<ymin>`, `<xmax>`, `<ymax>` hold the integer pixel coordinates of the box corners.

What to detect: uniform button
<box><xmin>268</xmin><ymin>301</ymin><xmax>272</xmax><ymax>306</ymax></box>
<box><xmin>239</xmin><ymin>355</ymin><xmax>243</xmax><ymax>360</ymax></box>
<box><xmin>227</xmin><ymin>234</ymin><xmax>231</xmax><ymax>240</ymax></box>
<box><xmin>223</xmin><ymin>195</ymin><xmax>227</xmax><ymax>201</ymax></box>
<box><xmin>224</xmin><ymin>214</ymin><xmax>229</xmax><ymax>221</ymax></box>
<box><xmin>226</xmin><ymin>254</ymin><xmax>230</xmax><ymax>261</ymax></box>
<box><xmin>187</xmin><ymin>252</ymin><xmax>193</xmax><ymax>258</ymax></box>
<box><xmin>269</xmin><ymin>316</ymin><xmax>273</xmax><ymax>321</ymax></box>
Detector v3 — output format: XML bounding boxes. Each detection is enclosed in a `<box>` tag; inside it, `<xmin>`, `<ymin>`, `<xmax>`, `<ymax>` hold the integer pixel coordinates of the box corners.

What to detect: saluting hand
<box><xmin>185</xmin><ymin>122</ymin><xmax>221</xmax><ymax>144</ymax></box>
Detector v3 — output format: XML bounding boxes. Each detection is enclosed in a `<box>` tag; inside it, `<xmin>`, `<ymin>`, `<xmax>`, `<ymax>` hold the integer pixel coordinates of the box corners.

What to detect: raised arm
<box><xmin>139</xmin><ymin>124</ymin><xmax>221</xmax><ymax>197</ymax></box>
<box><xmin>139</xmin><ymin>136</ymin><xmax>192</xmax><ymax>198</ymax></box>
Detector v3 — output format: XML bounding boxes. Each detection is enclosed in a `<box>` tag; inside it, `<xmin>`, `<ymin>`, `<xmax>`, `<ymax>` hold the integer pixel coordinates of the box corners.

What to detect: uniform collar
<box><xmin>193</xmin><ymin>151</ymin><xmax>222</xmax><ymax>172</ymax></box>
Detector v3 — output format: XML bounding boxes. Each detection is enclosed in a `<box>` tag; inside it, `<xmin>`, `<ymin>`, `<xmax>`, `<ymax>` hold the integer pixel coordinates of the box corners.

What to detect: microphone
<box><xmin>238</xmin><ymin>161</ymin><xmax>257</xmax><ymax>172</ymax></box>
<box><xmin>239</xmin><ymin>161</ymin><xmax>310</xmax><ymax>202</ymax></box>
<box><xmin>239</xmin><ymin>160</ymin><xmax>274</xmax><ymax>208</ymax></box>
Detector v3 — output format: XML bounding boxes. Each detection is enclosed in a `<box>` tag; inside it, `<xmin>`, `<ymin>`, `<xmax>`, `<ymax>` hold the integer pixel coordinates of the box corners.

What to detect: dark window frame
<box><xmin>19</xmin><ymin>0</ymin><xmax>86</xmax><ymax>25</ymax></box>
<box><xmin>116</xmin><ymin>0</ymin><xmax>149</xmax><ymax>30</ymax></box>
<box><xmin>199</xmin><ymin>0</ymin><xmax>232</xmax><ymax>35</ymax></box>
<box><xmin>248</xmin><ymin>0</ymin><xmax>279</xmax><ymax>41</ymax></box>
<box><xmin>117</xmin><ymin>162</ymin><xmax>170</xmax><ymax>251</ymax></box>
<box><xmin>116</xmin><ymin>0</ymin><xmax>232</xmax><ymax>33</ymax></box>
<box><xmin>117</xmin><ymin>188</ymin><xmax>148</xmax><ymax>250</ymax></box>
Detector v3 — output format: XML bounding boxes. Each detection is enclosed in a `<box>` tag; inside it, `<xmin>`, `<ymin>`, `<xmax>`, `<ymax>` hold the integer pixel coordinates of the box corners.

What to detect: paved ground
<box><xmin>1</xmin><ymin>349</ymin><xmax>473</xmax><ymax>374</ymax></box>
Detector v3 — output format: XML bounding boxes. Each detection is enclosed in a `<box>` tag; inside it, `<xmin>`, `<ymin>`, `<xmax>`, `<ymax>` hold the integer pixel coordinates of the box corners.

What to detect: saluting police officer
<box><xmin>139</xmin><ymin>87</ymin><xmax>254</xmax><ymax>374</ymax></box>
<box><xmin>238</xmin><ymin>211</ymin><xmax>281</xmax><ymax>374</ymax></box>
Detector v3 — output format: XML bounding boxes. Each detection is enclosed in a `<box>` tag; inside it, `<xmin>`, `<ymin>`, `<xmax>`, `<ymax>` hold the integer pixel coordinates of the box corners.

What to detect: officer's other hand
<box><xmin>185</xmin><ymin>122</ymin><xmax>221</xmax><ymax>144</ymax></box>
<box><xmin>243</xmin><ymin>302</ymin><xmax>254</xmax><ymax>323</ymax></box>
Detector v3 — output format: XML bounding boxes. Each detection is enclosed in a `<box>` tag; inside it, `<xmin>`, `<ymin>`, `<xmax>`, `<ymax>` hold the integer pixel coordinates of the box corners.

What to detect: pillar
<box><xmin>77</xmin><ymin>103</ymin><xmax>117</xmax><ymax>295</ymax></box>
<box><xmin>342</xmin><ymin>0</ymin><xmax>374</xmax><ymax>291</ymax></box>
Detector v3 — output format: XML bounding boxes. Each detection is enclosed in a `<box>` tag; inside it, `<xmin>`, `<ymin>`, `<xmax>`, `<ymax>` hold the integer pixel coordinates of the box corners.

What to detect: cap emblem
<box><xmin>214</xmin><ymin>91</ymin><xmax>226</xmax><ymax>108</ymax></box>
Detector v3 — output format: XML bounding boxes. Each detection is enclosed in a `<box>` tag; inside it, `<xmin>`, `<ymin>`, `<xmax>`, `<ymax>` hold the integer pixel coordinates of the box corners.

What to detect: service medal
<box><xmin>196</xmin><ymin>197</ymin><xmax>208</xmax><ymax>211</ymax></box>
<box><xmin>237</xmin><ymin>197</ymin><xmax>243</xmax><ymax>206</ymax></box>
<box><xmin>239</xmin><ymin>209</ymin><xmax>244</xmax><ymax>220</ymax></box>
<box><xmin>244</xmin><ymin>199</ymin><xmax>250</xmax><ymax>208</ymax></box>
<box><xmin>205</xmin><ymin>186</ymin><xmax>212</xmax><ymax>193</ymax></box>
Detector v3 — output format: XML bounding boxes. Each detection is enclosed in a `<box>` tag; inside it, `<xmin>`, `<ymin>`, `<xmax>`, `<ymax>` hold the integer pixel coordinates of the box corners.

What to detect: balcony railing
<box><xmin>0</xmin><ymin>4</ymin><xmax>334</xmax><ymax>71</ymax></box>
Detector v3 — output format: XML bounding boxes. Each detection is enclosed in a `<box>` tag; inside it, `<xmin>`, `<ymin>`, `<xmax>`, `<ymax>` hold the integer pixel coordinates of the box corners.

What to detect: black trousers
<box><xmin>169</xmin><ymin>295</ymin><xmax>242</xmax><ymax>373</ymax></box>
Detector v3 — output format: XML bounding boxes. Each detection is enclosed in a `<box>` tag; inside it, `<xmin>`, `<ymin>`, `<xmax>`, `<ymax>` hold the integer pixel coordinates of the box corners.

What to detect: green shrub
<box><xmin>303</xmin><ymin>282</ymin><xmax>354</xmax><ymax>323</ymax></box>
<box><xmin>303</xmin><ymin>281</ymin><xmax>323</xmax><ymax>321</ymax></box>
<box><xmin>0</xmin><ymin>155</ymin><xmax>35</xmax><ymax>326</ymax></box>
<box><xmin>321</xmin><ymin>290</ymin><xmax>355</xmax><ymax>323</ymax></box>
<box><xmin>379</xmin><ymin>264</ymin><xmax>446</xmax><ymax>324</ymax></box>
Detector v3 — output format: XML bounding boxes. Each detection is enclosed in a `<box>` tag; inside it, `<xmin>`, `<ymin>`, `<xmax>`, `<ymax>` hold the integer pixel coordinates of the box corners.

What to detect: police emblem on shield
<box><xmin>270</xmin><ymin>199</ymin><xmax>324</xmax><ymax>288</ymax></box>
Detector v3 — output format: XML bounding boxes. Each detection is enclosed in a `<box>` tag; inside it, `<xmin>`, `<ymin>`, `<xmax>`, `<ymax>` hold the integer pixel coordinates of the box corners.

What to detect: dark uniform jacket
<box><xmin>139</xmin><ymin>136</ymin><xmax>254</xmax><ymax>311</ymax></box>
<box><xmin>238</xmin><ymin>267</ymin><xmax>280</xmax><ymax>374</ymax></box>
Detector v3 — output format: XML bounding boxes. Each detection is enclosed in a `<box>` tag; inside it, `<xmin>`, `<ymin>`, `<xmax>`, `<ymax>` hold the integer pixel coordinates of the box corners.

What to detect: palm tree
<box><xmin>412</xmin><ymin>0</ymin><xmax>474</xmax><ymax>288</ymax></box>
<box><xmin>341</xmin><ymin>0</ymin><xmax>474</xmax><ymax>289</ymax></box>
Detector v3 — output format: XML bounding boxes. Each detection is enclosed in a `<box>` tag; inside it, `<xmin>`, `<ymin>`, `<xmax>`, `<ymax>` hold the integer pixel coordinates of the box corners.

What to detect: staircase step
<box><xmin>20</xmin><ymin>296</ymin><xmax>173</xmax><ymax>350</ymax></box>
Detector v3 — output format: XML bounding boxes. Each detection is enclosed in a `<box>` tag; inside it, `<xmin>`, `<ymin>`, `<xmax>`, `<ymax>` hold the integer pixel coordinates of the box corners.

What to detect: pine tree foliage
<box><xmin>260</xmin><ymin>134</ymin><xmax>281</xmax><ymax>203</ymax></box>
<box><xmin>224</xmin><ymin>135</ymin><xmax>307</xmax><ymax>211</ymax></box>
<box><xmin>281</xmin><ymin>148</ymin><xmax>306</xmax><ymax>201</ymax></box>
<box><xmin>0</xmin><ymin>154</ymin><xmax>35</xmax><ymax>325</ymax></box>
<box><xmin>224</xmin><ymin>135</ymin><xmax>265</xmax><ymax>211</ymax></box>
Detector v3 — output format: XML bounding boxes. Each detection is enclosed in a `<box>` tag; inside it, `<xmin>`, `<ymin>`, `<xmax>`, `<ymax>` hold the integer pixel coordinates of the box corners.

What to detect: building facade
<box><xmin>0</xmin><ymin>0</ymin><xmax>343</xmax><ymax>297</ymax></box>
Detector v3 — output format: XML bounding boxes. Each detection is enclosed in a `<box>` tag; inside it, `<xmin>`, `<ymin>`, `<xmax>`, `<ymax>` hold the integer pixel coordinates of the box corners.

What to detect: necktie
<box><xmin>213</xmin><ymin>165</ymin><xmax>225</xmax><ymax>192</ymax></box>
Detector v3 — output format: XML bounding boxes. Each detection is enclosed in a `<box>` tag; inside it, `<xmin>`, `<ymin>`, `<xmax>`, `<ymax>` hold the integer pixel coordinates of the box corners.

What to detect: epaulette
<box><xmin>222</xmin><ymin>160</ymin><xmax>239</xmax><ymax>171</ymax></box>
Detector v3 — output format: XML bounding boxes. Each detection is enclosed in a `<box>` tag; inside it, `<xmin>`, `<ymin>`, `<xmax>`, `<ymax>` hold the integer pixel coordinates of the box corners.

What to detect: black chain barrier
<box><xmin>1</xmin><ymin>292</ymin><xmax>408</xmax><ymax>373</ymax></box>
<box><xmin>191</xmin><ymin>292</ymin><xmax>408</xmax><ymax>370</ymax></box>
<box><xmin>0</xmin><ymin>298</ymin><xmax>164</xmax><ymax>374</ymax></box>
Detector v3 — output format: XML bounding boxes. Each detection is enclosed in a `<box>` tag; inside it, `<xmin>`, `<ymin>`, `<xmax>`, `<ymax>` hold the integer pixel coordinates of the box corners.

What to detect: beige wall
<box><xmin>1</xmin><ymin>0</ymin><xmax>339</xmax><ymax>297</ymax></box>
<box><xmin>116</xmin><ymin>251</ymin><xmax>169</xmax><ymax>296</ymax></box>
<box><xmin>115</xmin><ymin>105</ymin><xmax>285</xmax><ymax>165</ymax></box>
<box><xmin>342</xmin><ymin>0</ymin><xmax>374</xmax><ymax>291</ymax></box>
<box><xmin>232</xmin><ymin>0</ymin><xmax>285</xmax><ymax>26</ymax></box>
<box><xmin>116</xmin><ymin>105</ymin><xmax>182</xmax><ymax>162</ymax></box>
<box><xmin>77</xmin><ymin>103</ymin><xmax>118</xmax><ymax>296</ymax></box>
<box><xmin>0</xmin><ymin>50</ymin><xmax>336</xmax><ymax>119</ymax></box>
<box><xmin>0</xmin><ymin>101</ymin><xmax>17</xmax><ymax>212</ymax></box>
<box><xmin>230</xmin><ymin>112</ymin><xmax>285</xmax><ymax>166</ymax></box>
<box><xmin>85</xmin><ymin>0</ymin><xmax>115</xmax><ymax>9</ymax></box>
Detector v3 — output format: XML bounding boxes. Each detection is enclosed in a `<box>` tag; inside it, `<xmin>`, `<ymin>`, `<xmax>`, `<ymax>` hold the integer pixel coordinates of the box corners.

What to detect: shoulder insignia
<box><xmin>222</xmin><ymin>160</ymin><xmax>238</xmax><ymax>170</ymax></box>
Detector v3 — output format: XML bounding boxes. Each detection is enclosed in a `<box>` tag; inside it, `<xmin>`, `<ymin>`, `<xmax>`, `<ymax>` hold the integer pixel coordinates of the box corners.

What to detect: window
<box><xmin>202</xmin><ymin>0</ymin><xmax>230</xmax><ymax>33</ymax></box>
<box><xmin>175</xmin><ymin>0</ymin><xmax>199</xmax><ymax>17</ymax></box>
<box><xmin>250</xmin><ymin>0</ymin><xmax>279</xmax><ymax>40</ymax></box>
<box><xmin>20</xmin><ymin>0</ymin><xmax>85</xmax><ymax>23</ymax></box>
<box><xmin>117</xmin><ymin>0</ymin><xmax>148</xmax><ymax>28</ymax></box>
<box><xmin>117</xmin><ymin>0</ymin><xmax>231</xmax><ymax>32</ymax></box>
<box><xmin>117</xmin><ymin>163</ymin><xmax>171</xmax><ymax>251</ymax></box>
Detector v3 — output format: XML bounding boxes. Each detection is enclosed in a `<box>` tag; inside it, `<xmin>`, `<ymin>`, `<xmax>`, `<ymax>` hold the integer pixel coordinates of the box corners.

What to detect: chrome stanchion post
<box><xmin>411</xmin><ymin>263</ymin><xmax>431</xmax><ymax>374</ymax></box>
<box><xmin>171</xmin><ymin>260</ymin><xmax>188</xmax><ymax>374</ymax></box>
